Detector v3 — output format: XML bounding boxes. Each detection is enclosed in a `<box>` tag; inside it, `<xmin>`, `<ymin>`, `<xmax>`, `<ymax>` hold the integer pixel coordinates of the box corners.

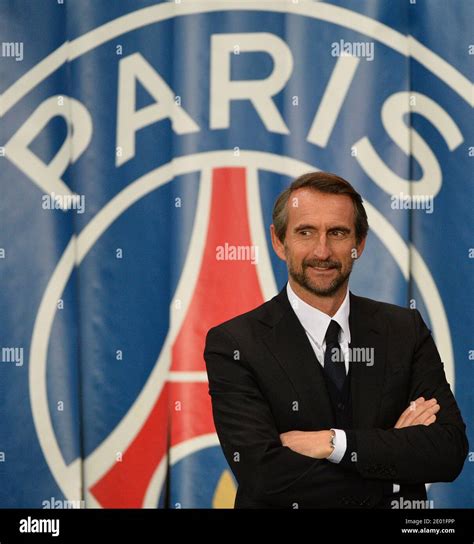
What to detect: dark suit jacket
<box><xmin>204</xmin><ymin>286</ymin><xmax>468</xmax><ymax>508</ymax></box>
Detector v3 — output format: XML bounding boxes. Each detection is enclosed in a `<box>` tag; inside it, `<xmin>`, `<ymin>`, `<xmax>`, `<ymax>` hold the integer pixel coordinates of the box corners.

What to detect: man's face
<box><xmin>271</xmin><ymin>189</ymin><xmax>365</xmax><ymax>298</ymax></box>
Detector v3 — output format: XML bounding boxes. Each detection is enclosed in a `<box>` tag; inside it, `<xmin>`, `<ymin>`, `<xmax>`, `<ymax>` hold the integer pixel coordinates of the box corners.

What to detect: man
<box><xmin>204</xmin><ymin>172</ymin><xmax>468</xmax><ymax>508</ymax></box>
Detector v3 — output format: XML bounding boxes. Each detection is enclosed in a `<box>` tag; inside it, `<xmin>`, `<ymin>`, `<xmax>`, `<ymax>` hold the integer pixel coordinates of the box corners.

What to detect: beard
<box><xmin>286</xmin><ymin>253</ymin><xmax>353</xmax><ymax>297</ymax></box>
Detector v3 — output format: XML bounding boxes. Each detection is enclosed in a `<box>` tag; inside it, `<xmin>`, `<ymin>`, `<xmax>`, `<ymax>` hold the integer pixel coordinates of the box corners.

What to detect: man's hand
<box><xmin>280</xmin><ymin>430</ymin><xmax>334</xmax><ymax>459</ymax></box>
<box><xmin>395</xmin><ymin>397</ymin><xmax>440</xmax><ymax>429</ymax></box>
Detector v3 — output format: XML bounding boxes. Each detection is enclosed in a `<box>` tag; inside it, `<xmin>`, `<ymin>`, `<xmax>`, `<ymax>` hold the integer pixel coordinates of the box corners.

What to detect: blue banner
<box><xmin>0</xmin><ymin>0</ymin><xmax>472</xmax><ymax>508</ymax></box>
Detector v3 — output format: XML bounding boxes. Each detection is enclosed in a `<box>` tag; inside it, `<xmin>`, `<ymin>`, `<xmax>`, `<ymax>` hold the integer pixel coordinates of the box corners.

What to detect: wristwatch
<box><xmin>329</xmin><ymin>429</ymin><xmax>336</xmax><ymax>449</ymax></box>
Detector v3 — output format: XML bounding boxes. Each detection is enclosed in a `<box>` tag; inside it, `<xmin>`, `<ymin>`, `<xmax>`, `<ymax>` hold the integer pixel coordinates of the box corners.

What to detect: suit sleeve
<box><xmin>204</xmin><ymin>325</ymin><xmax>376</xmax><ymax>508</ymax></box>
<box><xmin>347</xmin><ymin>309</ymin><xmax>469</xmax><ymax>484</ymax></box>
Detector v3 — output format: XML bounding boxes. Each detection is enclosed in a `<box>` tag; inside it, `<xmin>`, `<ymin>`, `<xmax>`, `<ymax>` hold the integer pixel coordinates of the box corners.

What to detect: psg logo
<box><xmin>1</xmin><ymin>1</ymin><xmax>470</xmax><ymax>508</ymax></box>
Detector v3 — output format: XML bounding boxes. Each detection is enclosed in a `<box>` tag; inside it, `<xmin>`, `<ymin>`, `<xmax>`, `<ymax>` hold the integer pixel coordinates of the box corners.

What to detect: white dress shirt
<box><xmin>286</xmin><ymin>282</ymin><xmax>349</xmax><ymax>463</ymax></box>
<box><xmin>286</xmin><ymin>282</ymin><xmax>401</xmax><ymax>493</ymax></box>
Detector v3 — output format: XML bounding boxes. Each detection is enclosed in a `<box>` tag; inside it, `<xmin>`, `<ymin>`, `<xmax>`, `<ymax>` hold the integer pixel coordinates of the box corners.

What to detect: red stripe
<box><xmin>91</xmin><ymin>167</ymin><xmax>265</xmax><ymax>507</ymax></box>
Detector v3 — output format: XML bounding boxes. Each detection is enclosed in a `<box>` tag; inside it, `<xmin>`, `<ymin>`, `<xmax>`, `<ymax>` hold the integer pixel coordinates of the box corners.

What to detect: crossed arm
<box><xmin>273</xmin><ymin>309</ymin><xmax>468</xmax><ymax>484</ymax></box>
<box><xmin>205</xmin><ymin>310</ymin><xmax>468</xmax><ymax>506</ymax></box>
<box><xmin>281</xmin><ymin>396</ymin><xmax>441</xmax><ymax>459</ymax></box>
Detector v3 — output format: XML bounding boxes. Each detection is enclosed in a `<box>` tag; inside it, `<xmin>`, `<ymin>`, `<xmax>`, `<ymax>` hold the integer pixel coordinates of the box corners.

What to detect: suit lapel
<box><xmin>349</xmin><ymin>293</ymin><xmax>387</xmax><ymax>429</ymax></box>
<box><xmin>260</xmin><ymin>287</ymin><xmax>388</xmax><ymax>430</ymax></box>
<box><xmin>261</xmin><ymin>288</ymin><xmax>335</xmax><ymax>427</ymax></box>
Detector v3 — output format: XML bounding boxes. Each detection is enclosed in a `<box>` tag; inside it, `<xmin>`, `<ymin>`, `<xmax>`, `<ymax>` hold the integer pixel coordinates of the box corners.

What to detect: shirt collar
<box><xmin>286</xmin><ymin>281</ymin><xmax>351</xmax><ymax>346</ymax></box>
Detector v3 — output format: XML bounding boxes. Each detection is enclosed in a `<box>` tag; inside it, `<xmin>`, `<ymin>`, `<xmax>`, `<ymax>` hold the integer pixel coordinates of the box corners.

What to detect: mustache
<box><xmin>303</xmin><ymin>259</ymin><xmax>341</xmax><ymax>270</ymax></box>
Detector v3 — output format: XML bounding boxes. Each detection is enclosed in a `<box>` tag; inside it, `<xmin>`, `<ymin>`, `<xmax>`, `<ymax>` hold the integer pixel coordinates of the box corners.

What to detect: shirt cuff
<box><xmin>327</xmin><ymin>429</ymin><xmax>347</xmax><ymax>463</ymax></box>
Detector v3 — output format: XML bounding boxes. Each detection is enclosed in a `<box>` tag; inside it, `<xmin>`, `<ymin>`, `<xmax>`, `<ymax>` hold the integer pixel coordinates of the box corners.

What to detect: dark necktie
<box><xmin>324</xmin><ymin>320</ymin><xmax>346</xmax><ymax>391</ymax></box>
